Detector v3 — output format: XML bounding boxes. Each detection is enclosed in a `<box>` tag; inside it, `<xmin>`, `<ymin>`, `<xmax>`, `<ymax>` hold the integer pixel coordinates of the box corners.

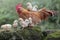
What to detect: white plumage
<box><xmin>19</xmin><ymin>18</ymin><xmax>29</xmax><ymax>28</ymax></box>
<box><xmin>26</xmin><ymin>2</ymin><xmax>32</xmax><ymax>11</ymax></box>
<box><xmin>13</xmin><ymin>20</ymin><xmax>18</xmax><ymax>23</ymax></box>
<box><xmin>32</xmin><ymin>5</ymin><xmax>38</xmax><ymax>11</ymax></box>
<box><xmin>28</xmin><ymin>17</ymin><xmax>34</xmax><ymax>27</ymax></box>
<box><xmin>25</xmin><ymin>19</ymin><xmax>30</xmax><ymax>25</ymax></box>
<box><xmin>26</xmin><ymin>2</ymin><xmax>38</xmax><ymax>11</ymax></box>
<box><xmin>13</xmin><ymin>20</ymin><xmax>18</xmax><ymax>28</ymax></box>
<box><xmin>19</xmin><ymin>18</ymin><xmax>24</xmax><ymax>22</ymax></box>
<box><xmin>18</xmin><ymin>17</ymin><xmax>34</xmax><ymax>29</ymax></box>
<box><xmin>29</xmin><ymin>17</ymin><xmax>32</xmax><ymax>23</ymax></box>
<box><xmin>1</xmin><ymin>24</ymin><xmax>12</xmax><ymax>30</ymax></box>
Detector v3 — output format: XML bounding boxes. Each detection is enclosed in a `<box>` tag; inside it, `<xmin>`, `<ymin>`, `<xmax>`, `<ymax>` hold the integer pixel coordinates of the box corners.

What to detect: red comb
<box><xmin>16</xmin><ymin>3</ymin><xmax>22</xmax><ymax>10</ymax></box>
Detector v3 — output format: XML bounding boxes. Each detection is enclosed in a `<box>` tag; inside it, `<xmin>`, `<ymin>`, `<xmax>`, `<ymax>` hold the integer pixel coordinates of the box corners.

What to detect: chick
<box><xmin>1</xmin><ymin>24</ymin><xmax>12</xmax><ymax>31</ymax></box>
<box><xmin>13</xmin><ymin>20</ymin><xmax>18</xmax><ymax>28</ymax></box>
<box><xmin>32</xmin><ymin>5</ymin><xmax>38</xmax><ymax>11</ymax></box>
<box><xmin>25</xmin><ymin>19</ymin><xmax>30</xmax><ymax>25</ymax></box>
<box><xmin>18</xmin><ymin>18</ymin><xmax>29</xmax><ymax>29</ymax></box>
<box><xmin>26</xmin><ymin>2</ymin><xmax>32</xmax><ymax>11</ymax></box>
<box><xmin>28</xmin><ymin>17</ymin><xmax>34</xmax><ymax>28</ymax></box>
<box><xmin>29</xmin><ymin>17</ymin><xmax>32</xmax><ymax>23</ymax></box>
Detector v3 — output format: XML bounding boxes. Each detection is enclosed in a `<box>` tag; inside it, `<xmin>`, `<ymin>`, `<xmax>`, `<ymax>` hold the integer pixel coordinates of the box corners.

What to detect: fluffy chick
<box><xmin>1</xmin><ymin>24</ymin><xmax>12</xmax><ymax>31</ymax></box>
<box><xmin>26</xmin><ymin>2</ymin><xmax>32</xmax><ymax>11</ymax></box>
<box><xmin>19</xmin><ymin>18</ymin><xmax>29</xmax><ymax>29</ymax></box>
<box><xmin>32</xmin><ymin>5</ymin><xmax>38</xmax><ymax>11</ymax></box>
<box><xmin>13</xmin><ymin>20</ymin><xmax>18</xmax><ymax>28</ymax></box>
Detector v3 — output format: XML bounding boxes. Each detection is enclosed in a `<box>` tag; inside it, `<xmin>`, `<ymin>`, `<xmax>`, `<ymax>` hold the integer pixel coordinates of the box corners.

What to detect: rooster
<box><xmin>16</xmin><ymin>3</ymin><xmax>54</xmax><ymax>27</ymax></box>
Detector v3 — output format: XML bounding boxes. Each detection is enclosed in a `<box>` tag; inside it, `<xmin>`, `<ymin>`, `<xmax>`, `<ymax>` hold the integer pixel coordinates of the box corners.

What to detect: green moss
<box><xmin>45</xmin><ymin>31</ymin><xmax>60</xmax><ymax>40</ymax></box>
<box><xmin>0</xmin><ymin>27</ymin><xmax>42</xmax><ymax>40</ymax></box>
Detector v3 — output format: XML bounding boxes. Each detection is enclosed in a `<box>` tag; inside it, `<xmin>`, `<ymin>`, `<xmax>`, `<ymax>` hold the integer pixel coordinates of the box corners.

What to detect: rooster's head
<box><xmin>16</xmin><ymin>3</ymin><xmax>22</xmax><ymax>12</ymax></box>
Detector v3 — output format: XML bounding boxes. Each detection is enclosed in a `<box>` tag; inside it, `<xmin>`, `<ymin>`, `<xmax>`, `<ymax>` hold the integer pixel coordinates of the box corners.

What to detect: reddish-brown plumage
<box><xmin>16</xmin><ymin>3</ymin><xmax>54</xmax><ymax>25</ymax></box>
<box><xmin>16</xmin><ymin>3</ymin><xmax>22</xmax><ymax>14</ymax></box>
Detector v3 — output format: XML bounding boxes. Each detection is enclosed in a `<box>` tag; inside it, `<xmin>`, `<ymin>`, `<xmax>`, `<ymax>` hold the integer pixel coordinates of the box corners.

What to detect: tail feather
<box><xmin>38</xmin><ymin>8</ymin><xmax>54</xmax><ymax>16</ymax></box>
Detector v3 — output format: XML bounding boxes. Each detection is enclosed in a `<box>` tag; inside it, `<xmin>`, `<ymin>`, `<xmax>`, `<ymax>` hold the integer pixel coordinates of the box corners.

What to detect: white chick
<box><xmin>19</xmin><ymin>18</ymin><xmax>29</xmax><ymax>28</ymax></box>
<box><xmin>13</xmin><ymin>20</ymin><xmax>18</xmax><ymax>28</ymax></box>
<box><xmin>28</xmin><ymin>17</ymin><xmax>34</xmax><ymax>27</ymax></box>
<box><xmin>29</xmin><ymin>17</ymin><xmax>32</xmax><ymax>23</ymax></box>
<box><xmin>25</xmin><ymin>19</ymin><xmax>30</xmax><ymax>25</ymax></box>
<box><xmin>18</xmin><ymin>18</ymin><xmax>24</xmax><ymax>22</ymax></box>
<box><xmin>1</xmin><ymin>24</ymin><xmax>12</xmax><ymax>31</ymax></box>
<box><xmin>26</xmin><ymin>2</ymin><xmax>33</xmax><ymax>11</ymax></box>
<box><xmin>32</xmin><ymin>5</ymin><xmax>38</xmax><ymax>11</ymax></box>
<box><xmin>13</xmin><ymin>20</ymin><xmax>18</xmax><ymax>23</ymax></box>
